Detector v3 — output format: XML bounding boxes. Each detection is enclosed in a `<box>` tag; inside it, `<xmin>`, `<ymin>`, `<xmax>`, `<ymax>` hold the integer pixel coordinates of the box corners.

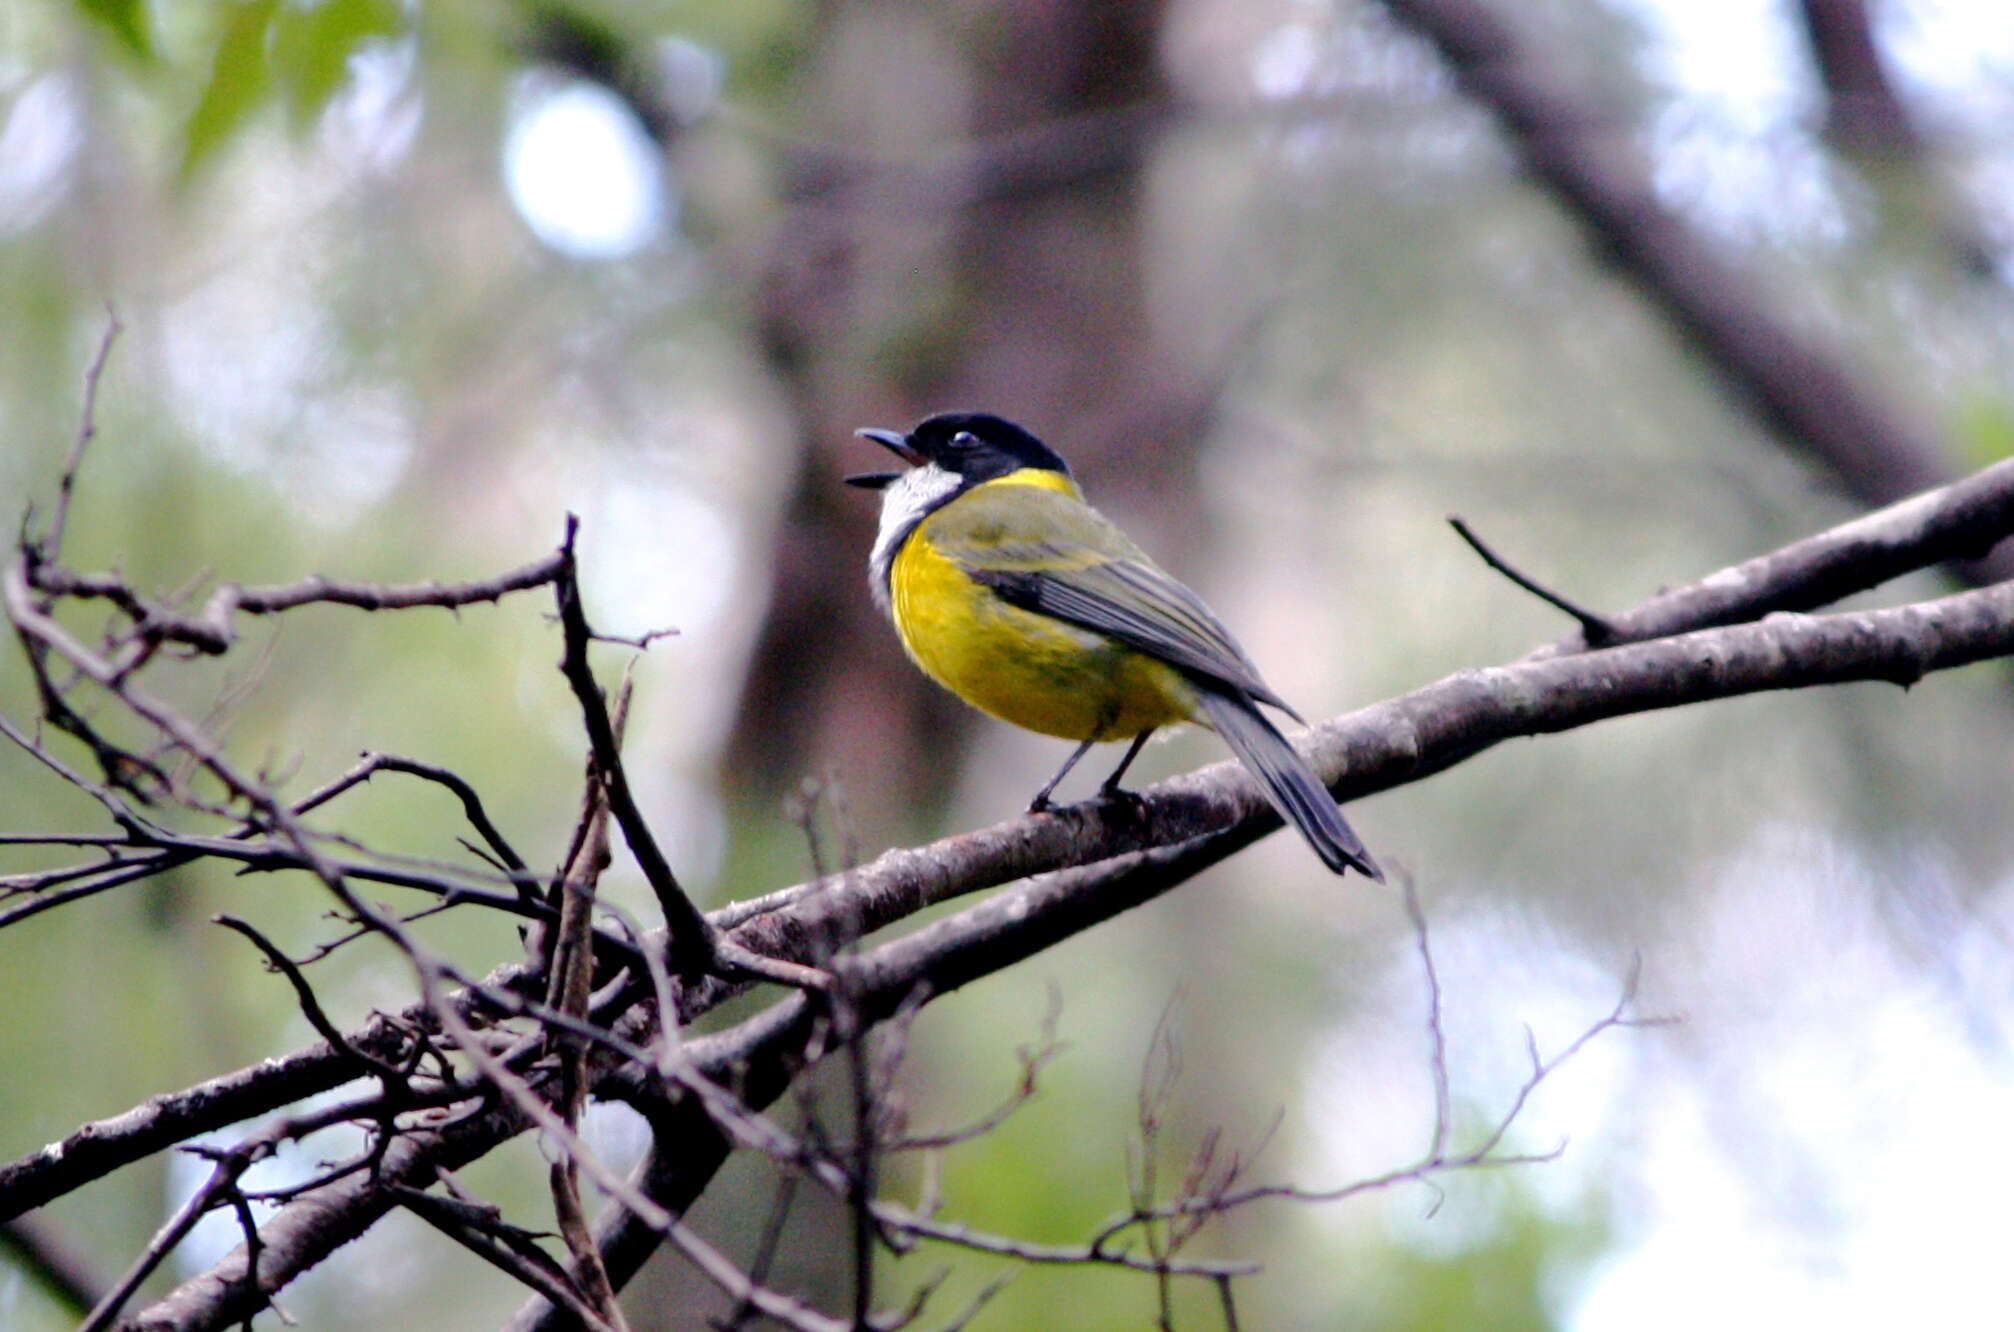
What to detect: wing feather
<box><xmin>925</xmin><ymin>485</ymin><xmax>1295</xmax><ymax>712</ymax></box>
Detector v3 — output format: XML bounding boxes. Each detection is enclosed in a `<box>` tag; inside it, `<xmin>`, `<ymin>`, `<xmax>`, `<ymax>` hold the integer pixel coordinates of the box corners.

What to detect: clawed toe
<box><xmin>1095</xmin><ymin>783</ymin><xmax>1147</xmax><ymax>813</ymax></box>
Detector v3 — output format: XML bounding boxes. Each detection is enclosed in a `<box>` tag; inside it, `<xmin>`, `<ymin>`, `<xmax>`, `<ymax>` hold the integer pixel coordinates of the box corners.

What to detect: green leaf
<box><xmin>75</xmin><ymin>0</ymin><xmax>154</xmax><ymax>61</ymax></box>
<box><xmin>179</xmin><ymin>0</ymin><xmax>282</xmax><ymax>180</ymax></box>
<box><xmin>270</xmin><ymin>0</ymin><xmax>405</xmax><ymax>134</ymax></box>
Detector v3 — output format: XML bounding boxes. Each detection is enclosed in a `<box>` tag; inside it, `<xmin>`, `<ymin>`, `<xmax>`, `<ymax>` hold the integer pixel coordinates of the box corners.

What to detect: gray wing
<box><xmin>926</xmin><ymin>482</ymin><xmax>1298</xmax><ymax>713</ymax></box>
<box><xmin>972</xmin><ymin>554</ymin><xmax>1297</xmax><ymax>716</ymax></box>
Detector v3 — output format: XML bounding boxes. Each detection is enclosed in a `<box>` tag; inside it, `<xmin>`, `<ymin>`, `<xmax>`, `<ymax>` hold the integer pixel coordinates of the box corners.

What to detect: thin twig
<box><xmin>34</xmin><ymin>308</ymin><xmax>122</xmax><ymax>566</ymax></box>
<box><xmin>1107</xmin><ymin>963</ymin><xmax>1672</xmax><ymax>1229</ymax></box>
<box><xmin>393</xmin><ymin>1184</ymin><xmax>621</xmax><ymax>1332</ymax></box>
<box><xmin>25</xmin><ymin>556</ymin><xmax>573</xmax><ymax>657</ymax></box>
<box><xmin>712</xmin><ymin>939</ymin><xmax>835</xmax><ymax>991</ymax></box>
<box><xmin>421</xmin><ymin>967</ymin><xmax>672</xmax><ymax>1232</ymax></box>
<box><xmin>552</xmin><ymin>514</ymin><xmax>716</xmax><ymax>978</ymax></box>
<box><xmin>77</xmin><ymin>1144</ymin><xmax>259</xmax><ymax>1332</ymax></box>
<box><xmin>660</xmin><ymin>1216</ymin><xmax>851</xmax><ymax>1332</ymax></box>
<box><xmin>1448</xmin><ymin>514</ymin><xmax>1618</xmax><ymax>643</ymax></box>
<box><xmin>885</xmin><ymin>990</ymin><xmax>1063</xmax><ymax>1152</ymax></box>
<box><xmin>1400</xmin><ymin>872</ymin><xmax>1454</xmax><ymax>1162</ymax></box>
<box><xmin>545</xmin><ymin>674</ymin><xmax>630</xmax><ymax>1332</ymax></box>
<box><xmin>214</xmin><ymin>914</ymin><xmax>413</xmax><ymax>1084</ymax></box>
<box><xmin>721</xmin><ymin>1171</ymin><xmax>803</xmax><ymax>1332</ymax></box>
<box><xmin>309</xmin><ymin>751</ymin><xmax>533</xmax><ymax>887</ymax></box>
<box><xmin>1464</xmin><ymin>954</ymin><xmax>1672</xmax><ymax>1163</ymax></box>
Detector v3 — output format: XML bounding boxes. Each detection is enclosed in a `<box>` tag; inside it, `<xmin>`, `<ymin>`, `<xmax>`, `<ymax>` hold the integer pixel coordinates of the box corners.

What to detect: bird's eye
<box><xmin>950</xmin><ymin>430</ymin><xmax>978</xmax><ymax>450</ymax></box>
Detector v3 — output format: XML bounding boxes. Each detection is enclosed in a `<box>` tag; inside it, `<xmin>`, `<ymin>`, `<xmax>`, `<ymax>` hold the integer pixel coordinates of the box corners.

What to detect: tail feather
<box><xmin>1196</xmin><ymin>690</ymin><xmax>1382</xmax><ymax>881</ymax></box>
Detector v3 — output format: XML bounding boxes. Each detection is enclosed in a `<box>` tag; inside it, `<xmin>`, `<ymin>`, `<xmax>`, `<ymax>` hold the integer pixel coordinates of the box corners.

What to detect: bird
<box><xmin>847</xmin><ymin>411</ymin><xmax>1381</xmax><ymax>880</ymax></box>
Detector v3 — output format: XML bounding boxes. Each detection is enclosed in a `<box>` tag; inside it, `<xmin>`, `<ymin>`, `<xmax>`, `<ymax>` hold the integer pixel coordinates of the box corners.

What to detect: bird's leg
<box><xmin>1028</xmin><ymin>737</ymin><xmax>1098</xmax><ymax>812</ymax></box>
<box><xmin>1096</xmin><ymin>729</ymin><xmax>1155</xmax><ymax>801</ymax></box>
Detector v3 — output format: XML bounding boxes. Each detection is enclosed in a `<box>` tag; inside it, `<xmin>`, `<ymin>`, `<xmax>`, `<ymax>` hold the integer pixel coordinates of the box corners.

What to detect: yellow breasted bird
<box><xmin>848</xmin><ymin>412</ymin><xmax>1381</xmax><ymax>880</ymax></box>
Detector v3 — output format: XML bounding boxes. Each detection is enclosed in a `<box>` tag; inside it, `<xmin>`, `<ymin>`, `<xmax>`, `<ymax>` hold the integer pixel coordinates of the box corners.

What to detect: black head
<box><xmin>848</xmin><ymin>412</ymin><xmax>1071</xmax><ymax>490</ymax></box>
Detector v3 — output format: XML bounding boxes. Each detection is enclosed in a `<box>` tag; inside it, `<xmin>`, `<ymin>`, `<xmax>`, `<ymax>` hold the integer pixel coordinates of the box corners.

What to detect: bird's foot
<box><xmin>1094</xmin><ymin>782</ymin><xmax>1148</xmax><ymax>815</ymax></box>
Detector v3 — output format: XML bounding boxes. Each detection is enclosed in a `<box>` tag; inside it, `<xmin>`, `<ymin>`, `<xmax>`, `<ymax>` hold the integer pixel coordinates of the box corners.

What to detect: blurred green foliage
<box><xmin>76</xmin><ymin>0</ymin><xmax>151</xmax><ymax>60</ymax></box>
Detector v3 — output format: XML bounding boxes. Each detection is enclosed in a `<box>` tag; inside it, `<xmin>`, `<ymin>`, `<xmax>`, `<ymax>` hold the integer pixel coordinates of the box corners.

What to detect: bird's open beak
<box><xmin>846</xmin><ymin>427</ymin><xmax>923</xmax><ymax>489</ymax></box>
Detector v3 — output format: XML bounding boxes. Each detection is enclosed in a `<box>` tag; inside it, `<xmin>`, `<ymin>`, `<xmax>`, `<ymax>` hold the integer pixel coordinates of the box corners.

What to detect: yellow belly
<box><xmin>890</xmin><ymin>534</ymin><xmax>1198</xmax><ymax>741</ymax></box>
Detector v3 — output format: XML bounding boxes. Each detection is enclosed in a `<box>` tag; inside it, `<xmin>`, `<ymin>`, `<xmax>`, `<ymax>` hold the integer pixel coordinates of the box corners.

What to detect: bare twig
<box><xmin>78</xmin><ymin>1142</ymin><xmax>261</xmax><ymax>1332</ymax></box>
<box><xmin>120</xmin><ymin>1094</ymin><xmax>531</xmax><ymax>1329</ymax></box>
<box><xmin>1448</xmin><ymin>513</ymin><xmax>1617</xmax><ymax>644</ymax></box>
<box><xmin>660</xmin><ymin>1217</ymin><xmax>851</xmax><ymax>1332</ymax></box>
<box><xmin>876</xmin><ymin>1206</ymin><xmax>1258</xmax><ymax>1280</ymax></box>
<box><xmin>420</xmin><ymin>964</ymin><xmax>671</xmax><ymax>1232</ymax></box>
<box><xmin>22</xmin><ymin>556</ymin><xmax>571</xmax><ymax>661</ymax></box>
<box><xmin>1467</xmin><ymin>955</ymin><xmax>1671</xmax><ymax>1164</ymax></box>
<box><xmin>213</xmin><ymin>914</ymin><xmax>413</xmax><ymax>1084</ymax></box>
<box><xmin>393</xmin><ymin>1184</ymin><xmax>621</xmax><ymax>1332</ymax></box>
<box><xmin>840</xmin><ymin>973</ymin><xmax>879</xmax><ymax>1328</ymax></box>
<box><xmin>301</xmin><ymin>751</ymin><xmax>533</xmax><ymax>889</ymax></box>
<box><xmin>1400</xmin><ymin>874</ymin><xmax>1454</xmax><ymax>1162</ymax></box>
<box><xmin>25</xmin><ymin>557</ymin><xmax>573</xmax><ymax>659</ymax></box>
<box><xmin>551</xmin><ymin>514</ymin><xmax>715</xmax><ymax>978</ymax></box>
<box><xmin>544</xmin><ymin>675</ymin><xmax>631</xmax><ymax>1332</ymax></box>
<box><xmin>719</xmin><ymin>1171</ymin><xmax>803</xmax><ymax>1332</ymax></box>
<box><xmin>1530</xmin><ymin>455</ymin><xmax>2014</xmax><ymax>657</ymax></box>
<box><xmin>31</xmin><ymin>307</ymin><xmax>122</xmax><ymax>566</ymax></box>
<box><xmin>549</xmin><ymin>1168</ymin><xmax>628</xmax><ymax>1332</ymax></box>
<box><xmin>888</xmin><ymin>989</ymin><xmax>1065</xmax><ymax>1152</ymax></box>
<box><xmin>712</xmin><ymin>939</ymin><xmax>836</xmax><ymax>991</ymax></box>
<box><xmin>1128</xmin><ymin>962</ymin><xmax>1670</xmax><ymax>1225</ymax></box>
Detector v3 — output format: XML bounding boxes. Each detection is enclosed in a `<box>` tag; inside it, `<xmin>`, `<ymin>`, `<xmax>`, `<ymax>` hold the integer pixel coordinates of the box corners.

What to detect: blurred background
<box><xmin>4</xmin><ymin>0</ymin><xmax>2014</xmax><ymax>1327</ymax></box>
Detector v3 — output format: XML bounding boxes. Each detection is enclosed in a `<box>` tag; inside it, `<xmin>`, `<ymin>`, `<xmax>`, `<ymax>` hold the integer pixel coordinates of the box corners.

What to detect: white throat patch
<box><xmin>867</xmin><ymin>463</ymin><xmax>962</xmax><ymax>617</ymax></box>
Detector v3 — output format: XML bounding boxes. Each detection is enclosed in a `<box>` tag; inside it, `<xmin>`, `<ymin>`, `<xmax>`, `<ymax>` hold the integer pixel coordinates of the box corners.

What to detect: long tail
<box><xmin>1196</xmin><ymin>689</ymin><xmax>1383</xmax><ymax>880</ymax></box>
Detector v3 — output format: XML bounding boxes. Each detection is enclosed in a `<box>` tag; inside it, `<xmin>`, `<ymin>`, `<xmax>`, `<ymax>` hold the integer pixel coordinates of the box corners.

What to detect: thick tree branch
<box><xmin>14</xmin><ymin>567</ymin><xmax>2011</xmax><ymax>1295</ymax></box>
<box><xmin>0</xmin><ymin>1006</ymin><xmax>438</xmax><ymax>1222</ymax></box>
<box><xmin>1529</xmin><ymin>455</ymin><xmax>2014</xmax><ymax>655</ymax></box>
<box><xmin>1315</xmin><ymin>578</ymin><xmax>2014</xmax><ymax>795</ymax></box>
<box><xmin>121</xmin><ymin>1100</ymin><xmax>531</xmax><ymax>1332</ymax></box>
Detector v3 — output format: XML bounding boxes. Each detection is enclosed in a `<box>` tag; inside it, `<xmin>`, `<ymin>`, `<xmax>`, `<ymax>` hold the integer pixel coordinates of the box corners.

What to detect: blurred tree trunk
<box><xmin>1798</xmin><ymin>0</ymin><xmax>1923</xmax><ymax>158</ymax></box>
<box><xmin>721</xmin><ymin>0</ymin><xmax>1217</xmax><ymax>840</ymax></box>
<box><xmin>1794</xmin><ymin>0</ymin><xmax>1995</xmax><ymax>273</ymax></box>
<box><xmin>1380</xmin><ymin>0</ymin><xmax>2014</xmax><ymax>583</ymax></box>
